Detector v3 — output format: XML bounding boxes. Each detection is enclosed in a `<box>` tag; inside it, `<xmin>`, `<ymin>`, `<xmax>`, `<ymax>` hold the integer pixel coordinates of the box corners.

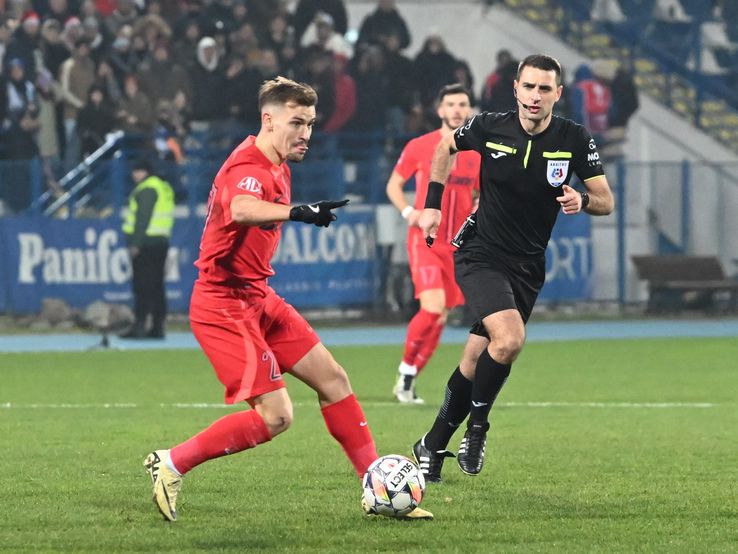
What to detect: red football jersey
<box><xmin>394</xmin><ymin>129</ymin><xmax>480</xmax><ymax>246</ymax></box>
<box><xmin>195</xmin><ymin>136</ymin><xmax>291</xmax><ymax>296</ymax></box>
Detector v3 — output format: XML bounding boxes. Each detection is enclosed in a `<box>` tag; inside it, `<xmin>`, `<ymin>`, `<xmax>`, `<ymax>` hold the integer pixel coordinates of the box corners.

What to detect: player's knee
<box><xmin>491</xmin><ymin>334</ymin><xmax>525</xmax><ymax>364</ymax></box>
<box><xmin>260</xmin><ymin>406</ymin><xmax>293</xmax><ymax>436</ymax></box>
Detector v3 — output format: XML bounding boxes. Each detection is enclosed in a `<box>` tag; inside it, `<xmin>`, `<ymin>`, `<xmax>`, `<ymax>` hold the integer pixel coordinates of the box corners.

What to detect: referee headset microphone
<box><xmin>514</xmin><ymin>88</ymin><xmax>530</xmax><ymax>110</ymax></box>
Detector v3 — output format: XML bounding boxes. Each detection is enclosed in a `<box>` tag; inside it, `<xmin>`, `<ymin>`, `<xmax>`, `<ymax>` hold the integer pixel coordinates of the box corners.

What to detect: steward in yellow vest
<box><xmin>120</xmin><ymin>159</ymin><xmax>174</xmax><ymax>339</ymax></box>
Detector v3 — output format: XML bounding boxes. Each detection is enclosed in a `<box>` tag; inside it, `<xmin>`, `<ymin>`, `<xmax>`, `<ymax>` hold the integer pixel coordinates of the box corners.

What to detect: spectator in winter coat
<box><xmin>2</xmin><ymin>58</ymin><xmax>40</xmax><ymax>211</ymax></box>
<box><xmin>117</xmin><ymin>74</ymin><xmax>154</xmax><ymax>134</ymax></box>
<box><xmin>570</xmin><ymin>62</ymin><xmax>612</xmax><ymax>146</ymax></box>
<box><xmin>59</xmin><ymin>37</ymin><xmax>96</xmax><ymax>169</ymax></box>
<box><xmin>190</xmin><ymin>36</ymin><xmax>227</xmax><ymax>122</ymax></box>
<box><xmin>356</xmin><ymin>0</ymin><xmax>411</xmax><ymax>52</ymax></box>
<box><xmin>480</xmin><ymin>49</ymin><xmax>517</xmax><ymax>113</ymax></box>
<box><xmin>413</xmin><ymin>35</ymin><xmax>458</xmax><ymax>115</ymax></box>
<box><xmin>4</xmin><ymin>11</ymin><xmax>41</xmax><ymax>78</ymax></box>
<box><xmin>293</xmin><ymin>0</ymin><xmax>348</xmax><ymax>43</ymax></box>
<box><xmin>77</xmin><ymin>84</ymin><xmax>117</xmax><ymax>157</ymax></box>
<box><xmin>322</xmin><ymin>53</ymin><xmax>356</xmax><ymax>133</ymax></box>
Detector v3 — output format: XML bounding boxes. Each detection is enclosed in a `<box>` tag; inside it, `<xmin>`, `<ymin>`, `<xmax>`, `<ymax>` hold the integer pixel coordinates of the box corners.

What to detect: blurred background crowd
<box><xmin>2</xmin><ymin>0</ymin><xmax>738</xmax><ymax>215</ymax></box>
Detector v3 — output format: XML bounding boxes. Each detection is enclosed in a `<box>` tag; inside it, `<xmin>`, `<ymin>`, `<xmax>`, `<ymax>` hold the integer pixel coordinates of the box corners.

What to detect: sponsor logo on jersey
<box><xmin>587</xmin><ymin>152</ymin><xmax>600</xmax><ymax>162</ymax></box>
<box><xmin>236</xmin><ymin>176</ymin><xmax>263</xmax><ymax>193</ymax></box>
<box><xmin>490</xmin><ymin>151</ymin><xmax>507</xmax><ymax>159</ymax></box>
<box><xmin>547</xmin><ymin>160</ymin><xmax>569</xmax><ymax>187</ymax></box>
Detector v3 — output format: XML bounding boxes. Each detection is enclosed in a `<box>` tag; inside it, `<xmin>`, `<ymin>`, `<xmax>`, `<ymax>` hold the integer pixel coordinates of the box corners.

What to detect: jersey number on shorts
<box><xmin>262</xmin><ymin>351</ymin><xmax>281</xmax><ymax>381</ymax></box>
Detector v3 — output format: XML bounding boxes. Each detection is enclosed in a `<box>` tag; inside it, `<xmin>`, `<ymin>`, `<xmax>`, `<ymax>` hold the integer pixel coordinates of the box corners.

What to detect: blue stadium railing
<box><xmin>0</xmin><ymin>129</ymin><xmax>411</xmax><ymax>218</ymax></box>
<box><xmin>556</xmin><ymin>4</ymin><xmax>737</xmax><ymax>125</ymax></box>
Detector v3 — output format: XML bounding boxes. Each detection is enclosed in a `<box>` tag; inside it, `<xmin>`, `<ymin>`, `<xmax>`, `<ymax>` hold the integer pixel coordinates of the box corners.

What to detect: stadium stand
<box><xmin>503</xmin><ymin>0</ymin><xmax>738</xmax><ymax>154</ymax></box>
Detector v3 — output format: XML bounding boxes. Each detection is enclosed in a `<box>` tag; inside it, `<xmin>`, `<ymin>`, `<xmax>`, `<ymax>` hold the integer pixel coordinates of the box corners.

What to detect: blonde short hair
<box><xmin>258</xmin><ymin>76</ymin><xmax>318</xmax><ymax>112</ymax></box>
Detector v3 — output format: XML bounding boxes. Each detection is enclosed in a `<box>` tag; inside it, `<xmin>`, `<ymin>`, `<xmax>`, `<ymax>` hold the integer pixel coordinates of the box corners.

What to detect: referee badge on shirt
<box><xmin>546</xmin><ymin>161</ymin><xmax>569</xmax><ymax>187</ymax></box>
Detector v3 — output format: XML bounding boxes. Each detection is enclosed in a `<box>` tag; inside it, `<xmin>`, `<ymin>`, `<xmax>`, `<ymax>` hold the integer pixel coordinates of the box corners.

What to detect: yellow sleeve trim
<box><xmin>583</xmin><ymin>175</ymin><xmax>605</xmax><ymax>182</ymax></box>
<box><xmin>485</xmin><ymin>141</ymin><xmax>517</xmax><ymax>154</ymax></box>
<box><xmin>542</xmin><ymin>151</ymin><xmax>572</xmax><ymax>159</ymax></box>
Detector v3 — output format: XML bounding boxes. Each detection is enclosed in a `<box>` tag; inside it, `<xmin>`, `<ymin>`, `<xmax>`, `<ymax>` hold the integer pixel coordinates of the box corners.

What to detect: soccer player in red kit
<box><xmin>143</xmin><ymin>77</ymin><xmax>432</xmax><ymax>521</ymax></box>
<box><xmin>386</xmin><ymin>84</ymin><xmax>480</xmax><ymax>404</ymax></box>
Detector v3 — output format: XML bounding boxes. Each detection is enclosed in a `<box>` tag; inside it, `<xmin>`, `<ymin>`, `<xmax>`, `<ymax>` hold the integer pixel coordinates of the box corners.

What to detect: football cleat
<box><xmin>143</xmin><ymin>449</ymin><xmax>183</xmax><ymax>522</ymax></box>
<box><xmin>393</xmin><ymin>374</ymin><xmax>425</xmax><ymax>404</ymax></box>
<box><xmin>412</xmin><ymin>435</ymin><xmax>456</xmax><ymax>483</ymax></box>
<box><xmin>361</xmin><ymin>497</ymin><xmax>434</xmax><ymax>520</ymax></box>
<box><xmin>457</xmin><ymin>421</ymin><xmax>489</xmax><ymax>476</ymax></box>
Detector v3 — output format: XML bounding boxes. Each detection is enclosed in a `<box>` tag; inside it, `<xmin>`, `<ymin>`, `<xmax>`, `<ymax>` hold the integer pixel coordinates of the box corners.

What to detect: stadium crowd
<box><xmin>0</xmin><ymin>0</ymin><xmax>644</xmax><ymax>213</ymax></box>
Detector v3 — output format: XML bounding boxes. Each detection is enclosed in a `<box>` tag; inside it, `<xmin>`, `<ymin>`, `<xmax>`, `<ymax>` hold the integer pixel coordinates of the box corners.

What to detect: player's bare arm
<box><xmin>419</xmin><ymin>133</ymin><xmax>459</xmax><ymax>241</ymax></box>
<box><xmin>386</xmin><ymin>170</ymin><xmax>420</xmax><ymax>226</ymax></box>
<box><xmin>231</xmin><ymin>195</ymin><xmax>291</xmax><ymax>225</ymax></box>
<box><xmin>556</xmin><ymin>177</ymin><xmax>614</xmax><ymax>216</ymax></box>
<box><xmin>429</xmin><ymin>132</ymin><xmax>458</xmax><ymax>184</ymax></box>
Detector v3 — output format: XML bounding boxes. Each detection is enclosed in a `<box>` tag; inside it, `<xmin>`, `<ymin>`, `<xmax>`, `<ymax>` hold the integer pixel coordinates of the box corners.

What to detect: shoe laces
<box><xmin>462</xmin><ymin>423</ymin><xmax>488</xmax><ymax>461</ymax></box>
<box><xmin>465</xmin><ymin>431</ymin><xmax>485</xmax><ymax>454</ymax></box>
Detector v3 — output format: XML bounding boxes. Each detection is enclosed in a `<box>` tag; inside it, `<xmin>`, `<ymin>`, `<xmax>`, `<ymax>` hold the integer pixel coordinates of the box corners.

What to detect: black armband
<box><xmin>580</xmin><ymin>191</ymin><xmax>590</xmax><ymax>209</ymax></box>
<box><xmin>424</xmin><ymin>181</ymin><xmax>445</xmax><ymax>210</ymax></box>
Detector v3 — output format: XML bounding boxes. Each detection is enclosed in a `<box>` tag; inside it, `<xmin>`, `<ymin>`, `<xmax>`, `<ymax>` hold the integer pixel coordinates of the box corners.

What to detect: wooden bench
<box><xmin>631</xmin><ymin>255</ymin><xmax>738</xmax><ymax>313</ymax></box>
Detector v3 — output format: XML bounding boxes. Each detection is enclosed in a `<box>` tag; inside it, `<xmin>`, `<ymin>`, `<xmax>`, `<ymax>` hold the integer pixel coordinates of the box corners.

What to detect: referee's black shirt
<box><xmin>454</xmin><ymin>111</ymin><xmax>605</xmax><ymax>259</ymax></box>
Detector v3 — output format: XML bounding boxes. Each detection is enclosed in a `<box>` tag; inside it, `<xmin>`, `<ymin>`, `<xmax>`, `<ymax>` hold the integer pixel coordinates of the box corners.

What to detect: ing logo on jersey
<box><xmin>237</xmin><ymin>176</ymin><xmax>263</xmax><ymax>193</ymax></box>
<box><xmin>546</xmin><ymin>160</ymin><xmax>569</xmax><ymax>187</ymax></box>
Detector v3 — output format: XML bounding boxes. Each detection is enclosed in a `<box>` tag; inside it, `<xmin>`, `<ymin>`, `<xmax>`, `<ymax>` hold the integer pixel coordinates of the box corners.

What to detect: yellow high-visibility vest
<box><xmin>122</xmin><ymin>176</ymin><xmax>174</xmax><ymax>238</ymax></box>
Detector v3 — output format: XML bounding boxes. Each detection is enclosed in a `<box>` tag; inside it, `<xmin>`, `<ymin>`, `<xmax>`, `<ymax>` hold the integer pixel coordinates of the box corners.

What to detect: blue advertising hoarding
<box><xmin>540</xmin><ymin>213</ymin><xmax>593</xmax><ymax>301</ymax></box>
<box><xmin>0</xmin><ymin>207</ymin><xmax>591</xmax><ymax>313</ymax></box>
<box><xmin>0</xmin><ymin>207</ymin><xmax>378</xmax><ymax>313</ymax></box>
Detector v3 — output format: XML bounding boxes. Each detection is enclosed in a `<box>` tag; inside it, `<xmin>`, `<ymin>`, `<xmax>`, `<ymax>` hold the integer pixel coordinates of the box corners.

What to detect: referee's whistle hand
<box><xmin>557</xmin><ymin>184</ymin><xmax>582</xmax><ymax>215</ymax></box>
<box><xmin>418</xmin><ymin>208</ymin><xmax>441</xmax><ymax>239</ymax></box>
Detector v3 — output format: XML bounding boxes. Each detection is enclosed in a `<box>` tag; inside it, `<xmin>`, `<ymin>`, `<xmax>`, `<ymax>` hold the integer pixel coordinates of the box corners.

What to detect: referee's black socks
<box><xmin>424</xmin><ymin>367</ymin><xmax>473</xmax><ymax>451</ymax></box>
<box><xmin>468</xmin><ymin>348</ymin><xmax>511</xmax><ymax>427</ymax></box>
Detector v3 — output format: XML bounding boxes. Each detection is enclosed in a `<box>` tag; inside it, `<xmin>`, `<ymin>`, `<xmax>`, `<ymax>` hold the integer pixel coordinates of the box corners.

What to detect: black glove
<box><xmin>289</xmin><ymin>199</ymin><xmax>350</xmax><ymax>227</ymax></box>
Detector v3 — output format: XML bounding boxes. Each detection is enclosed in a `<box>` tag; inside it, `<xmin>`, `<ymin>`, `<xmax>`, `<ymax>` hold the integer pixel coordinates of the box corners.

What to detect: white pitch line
<box><xmin>502</xmin><ymin>401</ymin><xmax>717</xmax><ymax>408</ymax></box>
<box><xmin>0</xmin><ymin>401</ymin><xmax>718</xmax><ymax>409</ymax></box>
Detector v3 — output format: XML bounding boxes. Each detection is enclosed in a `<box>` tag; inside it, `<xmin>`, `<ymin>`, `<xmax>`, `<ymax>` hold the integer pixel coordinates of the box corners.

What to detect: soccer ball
<box><xmin>362</xmin><ymin>454</ymin><xmax>425</xmax><ymax>516</ymax></box>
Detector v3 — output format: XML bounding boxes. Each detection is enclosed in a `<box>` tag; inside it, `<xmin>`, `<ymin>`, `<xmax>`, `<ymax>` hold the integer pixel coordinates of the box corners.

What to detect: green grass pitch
<box><xmin>1</xmin><ymin>337</ymin><xmax>737</xmax><ymax>552</ymax></box>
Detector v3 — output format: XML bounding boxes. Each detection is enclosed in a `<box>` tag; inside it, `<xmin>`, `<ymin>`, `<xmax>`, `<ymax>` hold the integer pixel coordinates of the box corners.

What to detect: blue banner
<box><xmin>270</xmin><ymin>207</ymin><xmax>378</xmax><ymax>307</ymax></box>
<box><xmin>540</xmin><ymin>213</ymin><xmax>593</xmax><ymax>301</ymax></box>
<box><xmin>0</xmin><ymin>207</ymin><xmax>590</xmax><ymax>314</ymax></box>
<box><xmin>0</xmin><ymin>208</ymin><xmax>378</xmax><ymax>313</ymax></box>
<box><xmin>0</xmin><ymin>216</ymin><xmax>200</xmax><ymax>313</ymax></box>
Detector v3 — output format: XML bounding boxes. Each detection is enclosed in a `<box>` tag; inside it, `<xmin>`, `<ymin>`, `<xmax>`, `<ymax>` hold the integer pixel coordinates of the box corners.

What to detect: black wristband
<box><xmin>424</xmin><ymin>181</ymin><xmax>445</xmax><ymax>210</ymax></box>
<box><xmin>580</xmin><ymin>191</ymin><xmax>590</xmax><ymax>209</ymax></box>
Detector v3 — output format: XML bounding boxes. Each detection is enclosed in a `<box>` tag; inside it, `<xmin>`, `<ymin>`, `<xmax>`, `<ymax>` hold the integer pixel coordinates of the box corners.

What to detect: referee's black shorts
<box><xmin>454</xmin><ymin>244</ymin><xmax>545</xmax><ymax>338</ymax></box>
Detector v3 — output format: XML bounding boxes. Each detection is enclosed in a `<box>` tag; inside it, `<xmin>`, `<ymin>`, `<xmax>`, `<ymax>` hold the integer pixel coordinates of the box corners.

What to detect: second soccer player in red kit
<box><xmin>143</xmin><ymin>76</ymin><xmax>432</xmax><ymax>521</ymax></box>
<box><xmin>386</xmin><ymin>84</ymin><xmax>480</xmax><ymax>404</ymax></box>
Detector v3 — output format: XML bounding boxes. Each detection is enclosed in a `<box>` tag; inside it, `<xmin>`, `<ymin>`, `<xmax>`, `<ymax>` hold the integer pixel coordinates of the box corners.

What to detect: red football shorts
<box><xmin>407</xmin><ymin>229</ymin><xmax>464</xmax><ymax>308</ymax></box>
<box><xmin>189</xmin><ymin>281</ymin><xmax>320</xmax><ymax>404</ymax></box>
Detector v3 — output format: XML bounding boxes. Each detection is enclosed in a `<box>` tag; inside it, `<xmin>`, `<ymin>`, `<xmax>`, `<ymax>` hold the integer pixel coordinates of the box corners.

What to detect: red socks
<box><xmin>168</xmin><ymin>396</ymin><xmax>377</xmax><ymax>479</ymax></box>
<box><xmin>170</xmin><ymin>409</ymin><xmax>272</xmax><ymax>474</ymax></box>
<box><xmin>402</xmin><ymin>309</ymin><xmax>444</xmax><ymax>373</ymax></box>
<box><xmin>321</xmin><ymin>394</ymin><xmax>378</xmax><ymax>477</ymax></box>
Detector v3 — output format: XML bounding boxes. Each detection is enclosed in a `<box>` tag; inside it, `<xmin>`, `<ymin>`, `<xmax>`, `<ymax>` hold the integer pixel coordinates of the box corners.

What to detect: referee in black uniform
<box><xmin>412</xmin><ymin>54</ymin><xmax>615</xmax><ymax>482</ymax></box>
